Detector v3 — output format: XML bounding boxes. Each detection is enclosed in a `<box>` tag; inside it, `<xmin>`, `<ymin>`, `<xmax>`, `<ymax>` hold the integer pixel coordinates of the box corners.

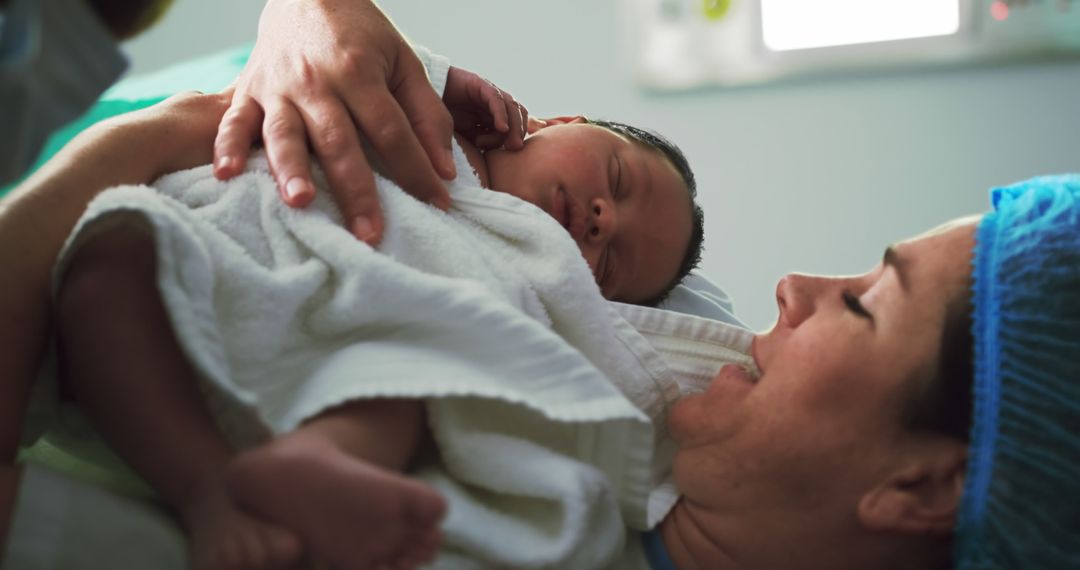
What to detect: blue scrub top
<box><xmin>643</xmin><ymin>528</ymin><xmax>678</xmax><ymax>570</ymax></box>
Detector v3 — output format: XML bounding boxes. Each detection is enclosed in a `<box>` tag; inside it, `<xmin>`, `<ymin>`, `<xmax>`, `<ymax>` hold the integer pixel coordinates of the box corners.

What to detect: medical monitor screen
<box><xmin>761</xmin><ymin>0</ymin><xmax>962</xmax><ymax>52</ymax></box>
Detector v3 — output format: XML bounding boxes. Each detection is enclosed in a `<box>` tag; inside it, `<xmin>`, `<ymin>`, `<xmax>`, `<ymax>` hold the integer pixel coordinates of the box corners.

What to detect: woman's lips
<box><xmin>719</xmin><ymin>363</ymin><xmax>757</xmax><ymax>385</ymax></box>
<box><xmin>566</xmin><ymin>194</ymin><xmax>586</xmax><ymax>242</ymax></box>
<box><xmin>701</xmin><ymin>363</ymin><xmax>756</xmax><ymax>402</ymax></box>
<box><xmin>750</xmin><ymin>335</ymin><xmax>764</xmax><ymax>378</ymax></box>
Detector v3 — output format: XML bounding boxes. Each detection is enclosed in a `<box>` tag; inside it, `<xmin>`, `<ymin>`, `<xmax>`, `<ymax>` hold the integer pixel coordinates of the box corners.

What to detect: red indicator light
<box><xmin>991</xmin><ymin>0</ymin><xmax>1010</xmax><ymax>21</ymax></box>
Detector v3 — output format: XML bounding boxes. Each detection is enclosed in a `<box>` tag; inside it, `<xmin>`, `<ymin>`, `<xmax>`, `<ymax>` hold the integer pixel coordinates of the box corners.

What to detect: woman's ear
<box><xmin>857</xmin><ymin>440</ymin><xmax>966</xmax><ymax>536</ymax></box>
<box><xmin>528</xmin><ymin>115</ymin><xmax>587</xmax><ymax>134</ymax></box>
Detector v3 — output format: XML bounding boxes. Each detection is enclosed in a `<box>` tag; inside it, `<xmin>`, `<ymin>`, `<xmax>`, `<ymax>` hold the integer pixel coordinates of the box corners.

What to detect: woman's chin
<box><xmin>667</xmin><ymin>367</ymin><xmax>753</xmax><ymax>445</ymax></box>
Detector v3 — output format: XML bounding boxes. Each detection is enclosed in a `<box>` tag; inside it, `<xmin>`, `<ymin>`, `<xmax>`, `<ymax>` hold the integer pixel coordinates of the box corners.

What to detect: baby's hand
<box><xmin>443</xmin><ymin>66</ymin><xmax>529</xmax><ymax>150</ymax></box>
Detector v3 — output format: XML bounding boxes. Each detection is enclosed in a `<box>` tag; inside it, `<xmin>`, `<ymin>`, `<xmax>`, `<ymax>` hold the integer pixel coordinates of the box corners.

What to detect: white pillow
<box><xmin>656</xmin><ymin>273</ymin><xmax>751</xmax><ymax>330</ymax></box>
<box><xmin>659</xmin><ymin>272</ymin><xmax>747</xmax><ymax>329</ymax></box>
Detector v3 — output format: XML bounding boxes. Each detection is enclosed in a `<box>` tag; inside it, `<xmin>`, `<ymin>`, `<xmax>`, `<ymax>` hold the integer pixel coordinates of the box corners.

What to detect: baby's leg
<box><xmin>54</xmin><ymin>226</ymin><xmax>301</xmax><ymax>570</ymax></box>
<box><xmin>228</xmin><ymin>399</ymin><xmax>447</xmax><ymax>570</ymax></box>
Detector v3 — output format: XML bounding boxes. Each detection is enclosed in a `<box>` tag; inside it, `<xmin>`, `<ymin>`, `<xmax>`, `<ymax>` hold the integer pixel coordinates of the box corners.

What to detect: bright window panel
<box><xmin>762</xmin><ymin>0</ymin><xmax>961</xmax><ymax>51</ymax></box>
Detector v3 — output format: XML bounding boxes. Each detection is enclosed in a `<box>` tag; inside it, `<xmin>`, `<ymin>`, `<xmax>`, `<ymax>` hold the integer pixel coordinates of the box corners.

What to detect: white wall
<box><xmin>123</xmin><ymin>0</ymin><xmax>1080</xmax><ymax>330</ymax></box>
<box><xmin>122</xmin><ymin>0</ymin><xmax>263</xmax><ymax>73</ymax></box>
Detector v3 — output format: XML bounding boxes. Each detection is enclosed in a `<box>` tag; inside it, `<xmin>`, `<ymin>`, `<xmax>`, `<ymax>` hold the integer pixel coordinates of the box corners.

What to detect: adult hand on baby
<box><xmin>443</xmin><ymin>66</ymin><xmax>530</xmax><ymax>151</ymax></box>
<box><xmin>214</xmin><ymin>0</ymin><xmax>456</xmax><ymax>245</ymax></box>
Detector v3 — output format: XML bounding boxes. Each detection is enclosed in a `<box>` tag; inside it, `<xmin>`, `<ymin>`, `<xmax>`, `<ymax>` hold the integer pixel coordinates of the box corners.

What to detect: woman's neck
<box><xmin>659</xmin><ymin>500</ymin><xmax>737</xmax><ymax>569</ymax></box>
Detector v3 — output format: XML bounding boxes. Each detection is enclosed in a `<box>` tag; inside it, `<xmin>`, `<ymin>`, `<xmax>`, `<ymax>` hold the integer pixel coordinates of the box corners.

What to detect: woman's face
<box><xmin>666</xmin><ymin>217</ymin><xmax>978</xmax><ymax>566</ymax></box>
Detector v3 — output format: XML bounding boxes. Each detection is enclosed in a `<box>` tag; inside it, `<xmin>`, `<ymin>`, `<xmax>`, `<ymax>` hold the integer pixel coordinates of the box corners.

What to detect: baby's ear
<box><xmin>530</xmin><ymin>115</ymin><xmax>587</xmax><ymax>133</ymax></box>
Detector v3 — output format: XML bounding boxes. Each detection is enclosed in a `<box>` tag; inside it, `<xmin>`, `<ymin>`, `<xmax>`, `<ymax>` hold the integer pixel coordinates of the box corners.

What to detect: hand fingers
<box><xmin>450</xmin><ymin>108</ymin><xmax>484</xmax><ymax>134</ymax></box>
<box><xmin>475</xmin><ymin>75</ymin><xmax>527</xmax><ymax>150</ymax></box>
<box><xmin>480</xmin><ymin>81</ymin><xmax>509</xmax><ymax>134</ymax></box>
<box><xmin>503</xmin><ymin>98</ymin><xmax>526</xmax><ymax>150</ymax></box>
<box><xmin>348</xmin><ymin>76</ymin><xmax>452</xmax><ymax>210</ymax></box>
<box><xmin>519</xmin><ymin>104</ymin><xmax>529</xmax><ymax>139</ymax></box>
<box><xmin>387</xmin><ymin>54</ymin><xmax>457</xmax><ymax>184</ymax></box>
<box><xmin>473</xmin><ymin>132</ymin><xmax>508</xmax><ymax>150</ymax></box>
<box><xmin>295</xmin><ymin>97</ymin><xmax>386</xmax><ymax>244</ymax></box>
<box><xmin>214</xmin><ymin>94</ymin><xmax>264</xmax><ymax>180</ymax></box>
<box><xmin>261</xmin><ymin>97</ymin><xmax>318</xmax><ymax>209</ymax></box>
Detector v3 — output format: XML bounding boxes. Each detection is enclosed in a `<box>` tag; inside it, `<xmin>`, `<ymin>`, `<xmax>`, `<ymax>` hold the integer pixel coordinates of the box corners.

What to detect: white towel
<box><xmin>54</xmin><ymin>141</ymin><xmax>687</xmax><ymax>566</ymax></box>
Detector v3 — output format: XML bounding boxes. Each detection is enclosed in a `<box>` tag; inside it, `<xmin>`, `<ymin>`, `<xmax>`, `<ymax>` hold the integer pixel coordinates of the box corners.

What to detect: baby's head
<box><xmin>483</xmin><ymin>116</ymin><xmax>703</xmax><ymax>305</ymax></box>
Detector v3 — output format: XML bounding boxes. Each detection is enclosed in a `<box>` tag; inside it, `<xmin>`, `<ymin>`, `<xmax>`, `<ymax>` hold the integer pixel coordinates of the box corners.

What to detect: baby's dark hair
<box><xmin>585</xmin><ymin>119</ymin><xmax>704</xmax><ymax>306</ymax></box>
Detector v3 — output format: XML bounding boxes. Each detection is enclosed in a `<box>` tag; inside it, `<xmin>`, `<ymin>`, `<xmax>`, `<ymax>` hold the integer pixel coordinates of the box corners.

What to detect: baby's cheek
<box><xmin>577</xmin><ymin>248</ymin><xmax>600</xmax><ymax>280</ymax></box>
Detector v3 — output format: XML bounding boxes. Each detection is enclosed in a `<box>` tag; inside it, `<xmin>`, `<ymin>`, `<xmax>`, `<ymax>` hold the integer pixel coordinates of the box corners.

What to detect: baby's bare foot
<box><xmin>226</xmin><ymin>434</ymin><xmax>447</xmax><ymax>570</ymax></box>
<box><xmin>180</xmin><ymin>470</ymin><xmax>303</xmax><ymax>570</ymax></box>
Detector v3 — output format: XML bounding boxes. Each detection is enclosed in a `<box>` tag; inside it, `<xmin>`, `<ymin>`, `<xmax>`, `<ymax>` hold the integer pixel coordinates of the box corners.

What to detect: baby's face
<box><xmin>484</xmin><ymin>118</ymin><xmax>692</xmax><ymax>304</ymax></box>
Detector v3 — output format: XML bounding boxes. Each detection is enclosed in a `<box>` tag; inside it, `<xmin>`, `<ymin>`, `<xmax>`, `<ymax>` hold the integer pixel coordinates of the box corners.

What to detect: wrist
<box><xmin>122</xmin><ymin>93</ymin><xmax>226</xmax><ymax>179</ymax></box>
<box><xmin>82</xmin><ymin>117</ymin><xmax>173</xmax><ymax>184</ymax></box>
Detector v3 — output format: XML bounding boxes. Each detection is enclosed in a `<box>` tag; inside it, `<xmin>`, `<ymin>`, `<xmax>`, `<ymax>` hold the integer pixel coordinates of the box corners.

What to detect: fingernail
<box><xmin>441</xmin><ymin>152</ymin><xmax>457</xmax><ymax>179</ymax></box>
<box><xmin>215</xmin><ymin>156</ymin><xmax>233</xmax><ymax>174</ymax></box>
<box><xmin>351</xmin><ymin>216</ymin><xmax>375</xmax><ymax>241</ymax></box>
<box><xmin>285</xmin><ymin>177</ymin><xmax>311</xmax><ymax>201</ymax></box>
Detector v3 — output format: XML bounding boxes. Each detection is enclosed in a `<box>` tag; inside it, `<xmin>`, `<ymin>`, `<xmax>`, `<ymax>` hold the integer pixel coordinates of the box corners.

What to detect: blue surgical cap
<box><xmin>955</xmin><ymin>175</ymin><xmax>1080</xmax><ymax>569</ymax></box>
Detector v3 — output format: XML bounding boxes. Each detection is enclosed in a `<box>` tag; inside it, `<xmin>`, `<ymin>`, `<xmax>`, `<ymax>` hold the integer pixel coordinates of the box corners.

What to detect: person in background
<box><xmin>0</xmin><ymin>0</ymin><xmax>170</xmax><ymax>184</ymax></box>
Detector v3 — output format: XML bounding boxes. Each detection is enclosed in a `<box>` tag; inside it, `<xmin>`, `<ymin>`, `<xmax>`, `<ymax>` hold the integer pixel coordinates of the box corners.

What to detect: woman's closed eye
<box><xmin>842</xmin><ymin>291</ymin><xmax>873</xmax><ymax>320</ymax></box>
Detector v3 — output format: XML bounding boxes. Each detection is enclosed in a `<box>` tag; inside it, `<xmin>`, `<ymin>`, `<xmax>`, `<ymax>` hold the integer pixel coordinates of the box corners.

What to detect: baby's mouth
<box><xmin>721</xmin><ymin>363</ymin><xmax>758</xmax><ymax>385</ymax></box>
<box><xmin>552</xmin><ymin>186</ymin><xmax>570</xmax><ymax>231</ymax></box>
<box><xmin>559</xmin><ymin>189</ymin><xmax>586</xmax><ymax>242</ymax></box>
<box><xmin>552</xmin><ymin>186</ymin><xmax>583</xmax><ymax>241</ymax></box>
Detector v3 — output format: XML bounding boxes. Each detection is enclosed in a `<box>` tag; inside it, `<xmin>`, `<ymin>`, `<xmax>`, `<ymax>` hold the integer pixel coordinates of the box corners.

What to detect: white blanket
<box><xmin>55</xmin><ymin>139</ymin><xmax>687</xmax><ymax>566</ymax></box>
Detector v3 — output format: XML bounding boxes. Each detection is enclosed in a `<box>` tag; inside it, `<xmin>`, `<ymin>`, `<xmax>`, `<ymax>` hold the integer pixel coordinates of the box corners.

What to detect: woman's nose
<box><xmin>584</xmin><ymin>197</ymin><xmax>616</xmax><ymax>246</ymax></box>
<box><xmin>776</xmin><ymin>273</ymin><xmax>830</xmax><ymax>329</ymax></box>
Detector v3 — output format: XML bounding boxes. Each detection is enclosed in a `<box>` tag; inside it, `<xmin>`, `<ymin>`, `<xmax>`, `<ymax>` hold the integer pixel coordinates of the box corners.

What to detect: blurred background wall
<box><xmin>123</xmin><ymin>0</ymin><xmax>1080</xmax><ymax>330</ymax></box>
